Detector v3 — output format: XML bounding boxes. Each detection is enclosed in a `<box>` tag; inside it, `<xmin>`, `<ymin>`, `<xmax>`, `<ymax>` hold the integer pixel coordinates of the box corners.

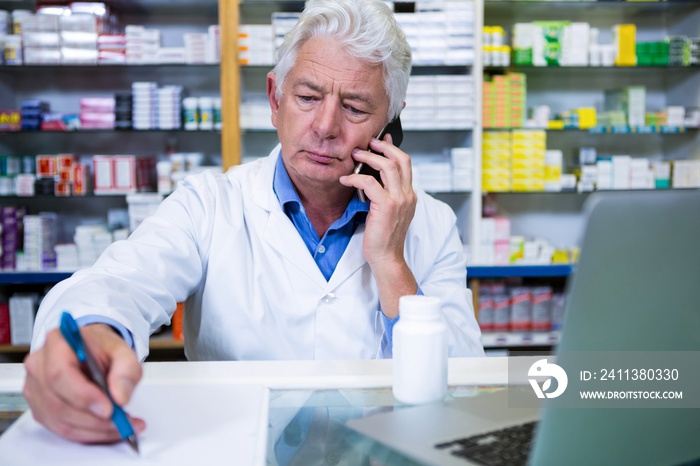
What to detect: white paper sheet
<box><xmin>0</xmin><ymin>382</ymin><xmax>269</xmax><ymax>465</ymax></box>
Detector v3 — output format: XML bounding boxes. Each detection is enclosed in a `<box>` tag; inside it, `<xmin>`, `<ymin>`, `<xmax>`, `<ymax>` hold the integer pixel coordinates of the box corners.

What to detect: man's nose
<box><xmin>313</xmin><ymin>100</ymin><xmax>341</xmax><ymax>140</ymax></box>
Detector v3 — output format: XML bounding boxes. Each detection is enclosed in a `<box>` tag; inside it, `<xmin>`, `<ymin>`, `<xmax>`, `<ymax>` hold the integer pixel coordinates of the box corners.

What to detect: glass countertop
<box><xmin>0</xmin><ymin>385</ymin><xmax>503</xmax><ymax>465</ymax></box>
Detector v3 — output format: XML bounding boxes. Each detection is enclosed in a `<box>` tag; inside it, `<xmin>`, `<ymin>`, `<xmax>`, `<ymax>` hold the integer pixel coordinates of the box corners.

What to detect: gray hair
<box><xmin>272</xmin><ymin>0</ymin><xmax>412</xmax><ymax>122</ymax></box>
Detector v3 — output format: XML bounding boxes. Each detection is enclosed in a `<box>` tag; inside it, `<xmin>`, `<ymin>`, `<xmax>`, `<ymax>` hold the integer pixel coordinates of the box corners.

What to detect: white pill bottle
<box><xmin>392</xmin><ymin>295</ymin><xmax>448</xmax><ymax>404</ymax></box>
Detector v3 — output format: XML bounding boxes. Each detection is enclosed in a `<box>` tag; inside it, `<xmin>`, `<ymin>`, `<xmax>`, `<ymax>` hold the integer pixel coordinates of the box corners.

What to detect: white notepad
<box><xmin>0</xmin><ymin>382</ymin><xmax>269</xmax><ymax>466</ymax></box>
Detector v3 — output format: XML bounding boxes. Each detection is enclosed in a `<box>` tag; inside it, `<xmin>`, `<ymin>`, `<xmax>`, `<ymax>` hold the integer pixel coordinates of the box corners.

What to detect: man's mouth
<box><xmin>306</xmin><ymin>151</ymin><xmax>336</xmax><ymax>164</ymax></box>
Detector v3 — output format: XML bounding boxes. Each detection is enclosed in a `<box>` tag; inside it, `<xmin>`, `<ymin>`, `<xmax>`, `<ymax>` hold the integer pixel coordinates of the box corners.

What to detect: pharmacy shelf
<box><xmin>1</xmin><ymin>129</ymin><xmax>220</xmax><ymax>134</ymax></box>
<box><xmin>0</xmin><ymin>338</ymin><xmax>183</xmax><ymax>354</ymax></box>
<box><xmin>0</xmin><ymin>64</ymin><xmax>218</xmax><ymax>70</ymax></box>
<box><xmin>0</xmin><ymin>272</ymin><xmax>72</xmax><ymax>285</ymax></box>
<box><xmin>485</xmin><ymin>66</ymin><xmax>700</xmax><ymax>71</ymax></box>
<box><xmin>0</xmin><ymin>0</ymin><xmax>34</xmax><ymax>8</ymax></box>
<box><xmin>482</xmin><ymin>187</ymin><xmax>700</xmax><ymax>195</ymax></box>
<box><xmin>468</xmin><ymin>264</ymin><xmax>574</xmax><ymax>279</ymax></box>
<box><xmin>0</xmin><ymin>194</ymin><xmax>130</xmax><ymax>199</ymax></box>
<box><xmin>0</xmin><ymin>344</ymin><xmax>31</xmax><ymax>354</ymax></box>
<box><xmin>483</xmin><ymin>126</ymin><xmax>695</xmax><ymax>134</ymax></box>
<box><xmin>481</xmin><ymin>331</ymin><xmax>561</xmax><ymax>348</ymax></box>
<box><xmin>0</xmin><ymin>265</ymin><xmax>576</xmax><ymax>284</ymax></box>
<box><xmin>484</xmin><ymin>0</ymin><xmax>698</xmax><ymax>9</ymax></box>
<box><xmin>0</xmin><ymin>0</ymin><xmax>219</xmax><ymax>13</ymax></box>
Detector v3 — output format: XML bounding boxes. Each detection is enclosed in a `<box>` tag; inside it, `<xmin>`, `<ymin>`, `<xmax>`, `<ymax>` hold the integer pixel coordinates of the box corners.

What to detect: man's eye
<box><xmin>346</xmin><ymin>106</ymin><xmax>366</xmax><ymax>115</ymax></box>
<box><xmin>298</xmin><ymin>95</ymin><xmax>315</xmax><ymax>103</ymax></box>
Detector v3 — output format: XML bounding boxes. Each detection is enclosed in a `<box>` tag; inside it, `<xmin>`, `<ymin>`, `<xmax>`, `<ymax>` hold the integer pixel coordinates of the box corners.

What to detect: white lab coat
<box><xmin>32</xmin><ymin>146</ymin><xmax>484</xmax><ymax>360</ymax></box>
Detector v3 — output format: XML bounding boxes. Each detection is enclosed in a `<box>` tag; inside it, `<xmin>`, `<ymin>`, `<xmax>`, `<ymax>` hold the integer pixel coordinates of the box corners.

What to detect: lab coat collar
<box><xmin>251</xmin><ymin>144</ymin><xmax>369</xmax><ymax>291</ymax></box>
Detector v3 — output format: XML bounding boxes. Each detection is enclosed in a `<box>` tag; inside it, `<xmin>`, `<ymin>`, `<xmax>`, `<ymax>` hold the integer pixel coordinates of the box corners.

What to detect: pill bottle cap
<box><xmin>399</xmin><ymin>295</ymin><xmax>441</xmax><ymax>320</ymax></box>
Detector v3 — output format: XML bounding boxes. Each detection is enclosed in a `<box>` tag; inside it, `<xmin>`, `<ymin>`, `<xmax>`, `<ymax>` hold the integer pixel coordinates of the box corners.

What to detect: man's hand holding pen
<box><xmin>23</xmin><ymin>319</ymin><xmax>145</xmax><ymax>447</ymax></box>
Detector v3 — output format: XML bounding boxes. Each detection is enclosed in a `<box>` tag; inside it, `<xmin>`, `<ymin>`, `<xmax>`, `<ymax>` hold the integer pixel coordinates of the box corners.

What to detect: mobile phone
<box><xmin>353</xmin><ymin>116</ymin><xmax>403</xmax><ymax>202</ymax></box>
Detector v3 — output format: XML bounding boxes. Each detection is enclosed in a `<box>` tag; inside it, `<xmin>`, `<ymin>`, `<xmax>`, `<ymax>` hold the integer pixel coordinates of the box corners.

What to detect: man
<box><xmin>23</xmin><ymin>0</ymin><xmax>483</xmax><ymax>445</ymax></box>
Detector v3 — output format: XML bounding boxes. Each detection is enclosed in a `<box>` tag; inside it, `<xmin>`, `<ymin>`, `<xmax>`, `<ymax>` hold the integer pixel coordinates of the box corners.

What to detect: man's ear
<box><xmin>267</xmin><ymin>72</ymin><xmax>279</xmax><ymax>128</ymax></box>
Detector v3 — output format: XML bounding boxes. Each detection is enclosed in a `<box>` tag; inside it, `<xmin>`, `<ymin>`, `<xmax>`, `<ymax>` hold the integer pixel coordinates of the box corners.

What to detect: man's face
<box><xmin>267</xmin><ymin>36</ymin><xmax>390</xmax><ymax>193</ymax></box>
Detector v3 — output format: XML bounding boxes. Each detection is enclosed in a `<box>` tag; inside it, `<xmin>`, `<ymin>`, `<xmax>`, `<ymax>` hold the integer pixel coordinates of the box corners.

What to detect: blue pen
<box><xmin>59</xmin><ymin>311</ymin><xmax>140</xmax><ymax>454</ymax></box>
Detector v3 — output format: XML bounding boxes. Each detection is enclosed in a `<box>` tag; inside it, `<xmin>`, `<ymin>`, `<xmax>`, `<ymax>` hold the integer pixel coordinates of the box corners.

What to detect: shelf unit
<box><xmin>0</xmin><ymin>0</ymin><xmax>227</xmax><ymax>357</ymax></box>
<box><xmin>479</xmin><ymin>0</ymin><xmax>700</xmax><ymax>252</ymax></box>
<box><xmin>1</xmin><ymin>0</ymin><xmax>698</xmax><ymax>354</ymax></box>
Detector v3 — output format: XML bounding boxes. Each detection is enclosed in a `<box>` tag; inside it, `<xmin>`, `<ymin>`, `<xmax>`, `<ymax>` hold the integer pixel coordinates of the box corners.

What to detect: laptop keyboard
<box><xmin>434</xmin><ymin>421</ymin><xmax>537</xmax><ymax>466</ymax></box>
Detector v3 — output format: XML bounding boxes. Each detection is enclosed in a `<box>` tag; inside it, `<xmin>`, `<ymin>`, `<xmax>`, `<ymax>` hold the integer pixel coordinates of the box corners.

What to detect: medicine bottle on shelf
<box><xmin>393</xmin><ymin>295</ymin><xmax>448</xmax><ymax>405</ymax></box>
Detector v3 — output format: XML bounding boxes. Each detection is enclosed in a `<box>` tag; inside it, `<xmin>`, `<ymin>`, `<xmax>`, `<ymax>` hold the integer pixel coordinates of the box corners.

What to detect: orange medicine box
<box><xmin>36</xmin><ymin>155</ymin><xmax>57</xmax><ymax>177</ymax></box>
<box><xmin>72</xmin><ymin>163</ymin><xmax>88</xmax><ymax>196</ymax></box>
<box><xmin>172</xmin><ymin>302</ymin><xmax>184</xmax><ymax>341</ymax></box>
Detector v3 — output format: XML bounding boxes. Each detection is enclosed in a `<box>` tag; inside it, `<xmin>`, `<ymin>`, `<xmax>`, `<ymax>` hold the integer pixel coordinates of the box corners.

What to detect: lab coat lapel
<box><xmin>250</xmin><ymin>147</ymin><xmax>326</xmax><ymax>287</ymax></box>
<box><xmin>324</xmin><ymin>224</ymin><xmax>367</xmax><ymax>293</ymax></box>
<box><xmin>263</xmin><ymin>210</ymin><xmax>326</xmax><ymax>287</ymax></box>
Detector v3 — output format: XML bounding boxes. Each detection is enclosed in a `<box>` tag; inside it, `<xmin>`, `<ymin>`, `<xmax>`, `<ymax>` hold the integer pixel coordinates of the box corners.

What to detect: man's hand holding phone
<box><xmin>352</xmin><ymin>117</ymin><xmax>403</xmax><ymax>202</ymax></box>
<box><xmin>339</xmin><ymin>121</ymin><xmax>418</xmax><ymax>319</ymax></box>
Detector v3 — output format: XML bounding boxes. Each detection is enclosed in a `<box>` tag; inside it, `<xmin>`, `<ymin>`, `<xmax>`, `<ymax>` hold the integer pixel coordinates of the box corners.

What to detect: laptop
<box><xmin>348</xmin><ymin>189</ymin><xmax>700</xmax><ymax>466</ymax></box>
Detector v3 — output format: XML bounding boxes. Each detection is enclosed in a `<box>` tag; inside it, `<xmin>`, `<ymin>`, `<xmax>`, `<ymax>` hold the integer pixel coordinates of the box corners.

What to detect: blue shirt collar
<box><xmin>272</xmin><ymin>152</ymin><xmax>370</xmax><ymax>220</ymax></box>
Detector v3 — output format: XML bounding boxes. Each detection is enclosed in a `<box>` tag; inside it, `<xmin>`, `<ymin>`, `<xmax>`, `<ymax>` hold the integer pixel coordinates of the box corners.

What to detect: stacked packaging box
<box><xmin>238</xmin><ymin>25</ymin><xmax>274</xmax><ymax>66</ymax></box>
<box><xmin>481</xmin><ymin>216</ymin><xmax>511</xmax><ymax>266</ymax></box>
<box><xmin>509</xmin><ymin>73</ymin><xmax>527</xmax><ymax>128</ymax></box>
<box><xmin>651</xmin><ymin>161</ymin><xmax>671</xmax><ymax>189</ymax></box>
<box><xmin>396</xmin><ymin>0</ymin><xmax>475</xmax><ymax>66</ymax></box>
<box><xmin>672</xmin><ymin>160</ymin><xmax>700</xmax><ymax>188</ymax></box>
<box><xmin>156</xmin><ymin>86</ymin><xmax>183</xmax><ymax>130</ymax></box>
<box><xmin>73</xmin><ymin>224</ymin><xmax>114</xmax><ymax>268</ymax></box>
<box><xmin>114</xmin><ymin>92</ymin><xmax>133</xmax><ymax>130</ymax></box>
<box><xmin>183</xmin><ymin>32</ymin><xmax>215</xmax><ymax>64</ymax></box>
<box><xmin>1</xmin><ymin>206</ymin><xmax>24</xmax><ymax>270</ymax></box>
<box><xmin>614</xmin><ymin>24</ymin><xmax>637</xmax><ymax>66</ymax></box>
<box><xmin>59</xmin><ymin>13</ymin><xmax>98</xmax><ymax>64</ymax></box>
<box><xmin>636</xmin><ymin>41</ymin><xmax>670</xmax><ymax>66</ymax></box>
<box><xmin>240</xmin><ymin>95</ymin><xmax>274</xmax><ymax>130</ymax></box>
<box><xmin>668</xmin><ymin>36</ymin><xmax>691</xmax><ymax>67</ymax></box>
<box><xmin>512</xmin><ymin>21</ymin><xmax>570</xmax><ymax>67</ymax></box>
<box><xmin>482</xmin><ymin>131</ymin><xmax>511</xmax><ymax>192</ymax></box>
<box><xmin>127</xmin><ymin>193</ymin><xmax>164</xmax><ymax>233</ymax></box>
<box><xmin>97</xmin><ymin>34</ymin><xmax>126</xmax><ymax>64</ymax></box>
<box><xmin>20</xmin><ymin>13</ymin><xmax>60</xmax><ymax>65</ymax></box>
<box><xmin>482</xmin><ymin>73</ymin><xmax>526</xmax><ymax>129</ymax></box>
<box><xmin>0</xmin><ymin>155</ymin><xmax>20</xmax><ymax>195</ymax></box>
<box><xmin>8</xmin><ymin>293</ymin><xmax>38</xmax><ymax>345</ymax></box>
<box><xmin>483</xmin><ymin>75</ymin><xmax>509</xmax><ymax>128</ymax></box>
<box><xmin>511</xmin><ymin>130</ymin><xmax>546</xmax><ymax>192</ymax></box>
<box><xmin>451</xmin><ymin>147</ymin><xmax>474</xmax><ymax>192</ymax></box>
<box><xmin>412</xmin><ymin>160</ymin><xmax>453</xmax><ymax>193</ymax></box>
<box><xmin>23</xmin><ymin>212</ymin><xmax>57</xmax><ymax>271</ymax></box>
<box><xmin>561</xmin><ymin>22</ymin><xmax>589</xmax><ymax>66</ymax></box>
<box><xmin>544</xmin><ymin>150</ymin><xmax>563</xmax><ymax>192</ymax></box>
<box><xmin>80</xmin><ymin>97</ymin><xmax>115</xmax><ymax>130</ymax></box>
<box><xmin>21</xmin><ymin>100</ymin><xmax>49</xmax><ymax>131</ymax></box>
<box><xmin>629</xmin><ymin>158</ymin><xmax>654</xmax><ymax>189</ymax></box>
<box><xmin>403</xmin><ymin>75</ymin><xmax>474</xmax><ymax>130</ymax></box>
<box><xmin>604</xmin><ymin>86</ymin><xmax>646</xmax><ymax>127</ymax></box>
<box><xmin>271</xmin><ymin>12</ymin><xmax>300</xmax><ymax>57</ymax></box>
<box><xmin>125</xmin><ymin>25</ymin><xmax>160</xmax><ymax>64</ymax></box>
<box><xmin>131</xmin><ymin>81</ymin><xmax>156</xmax><ymax>130</ymax></box>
